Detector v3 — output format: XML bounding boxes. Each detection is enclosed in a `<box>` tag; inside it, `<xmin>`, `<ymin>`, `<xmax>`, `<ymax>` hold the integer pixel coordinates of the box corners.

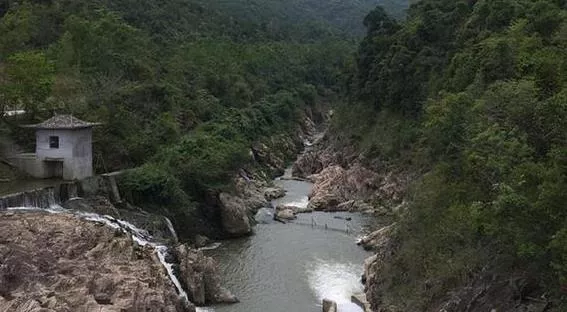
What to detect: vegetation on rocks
<box><xmin>336</xmin><ymin>0</ymin><xmax>567</xmax><ymax>310</ymax></box>
<box><xmin>0</xmin><ymin>0</ymin><xmax>412</xmax><ymax>235</ymax></box>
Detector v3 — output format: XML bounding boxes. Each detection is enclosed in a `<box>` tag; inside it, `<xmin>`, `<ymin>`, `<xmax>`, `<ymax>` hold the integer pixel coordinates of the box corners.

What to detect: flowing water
<box><xmin>206</xmin><ymin>168</ymin><xmax>376</xmax><ymax>312</ymax></box>
<box><xmin>4</xmin><ymin>204</ymin><xmax>194</xmax><ymax>310</ymax></box>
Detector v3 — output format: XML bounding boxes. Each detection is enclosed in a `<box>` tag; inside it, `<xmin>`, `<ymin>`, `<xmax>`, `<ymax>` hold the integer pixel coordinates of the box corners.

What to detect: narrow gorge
<box><xmin>4</xmin><ymin>0</ymin><xmax>567</xmax><ymax>311</ymax></box>
<box><xmin>0</xmin><ymin>113</ymin><xmax>397</xmax><ymax>312</ymax></box>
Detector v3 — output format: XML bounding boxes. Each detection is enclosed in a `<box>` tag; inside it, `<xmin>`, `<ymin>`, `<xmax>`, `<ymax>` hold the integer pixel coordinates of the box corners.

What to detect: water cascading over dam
<box><xmin>0</xmin><ymin>174</ymin><xmax>120</xmax><ymax>210</ymax></box>
<box><xmin>0</xmin><ymin>174</ymin><xmax>203</xmax><ymax>310</ymax></box>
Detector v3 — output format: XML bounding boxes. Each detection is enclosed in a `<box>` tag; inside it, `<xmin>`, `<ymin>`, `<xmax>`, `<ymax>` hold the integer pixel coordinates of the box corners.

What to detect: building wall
<box><xmin>8</xmin><ymin>153</ymin><xmax>49</xmax><ymax>179</ymax></box>
<box><xmin>35</xmin><ymin>128</ymin><xmax>93</xmax><ymax>180</ymax></box>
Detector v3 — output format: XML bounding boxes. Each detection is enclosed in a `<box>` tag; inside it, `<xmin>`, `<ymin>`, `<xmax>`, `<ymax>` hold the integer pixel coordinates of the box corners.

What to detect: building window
<box><xmin>49</xmin><ymin>136</ymin><xmax>59</xmax><ymax>149</ymax></box>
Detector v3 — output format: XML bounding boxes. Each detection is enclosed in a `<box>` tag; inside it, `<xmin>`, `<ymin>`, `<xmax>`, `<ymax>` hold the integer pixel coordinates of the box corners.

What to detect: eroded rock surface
<box><xmin>175</xmin><ymin>245</ymin><xmax>238</xmax><ymax>305</ymax></box>
<box><xmin>0</xmin><ymin>212</ymin><xmax>192</xmax><ymax>312</ymax></box>
<box><xmin>275</xmin><ymin>208</ymin><xmax>296</xmax><ymax>220</ymax></box>
<box><xmin>218</xmin><ymin>192</ymin><xmax>252</xmax><ymax>236</ymax></box>
<box><xmin>307</xmin><ymin>164</ymin><xmax>381</xmax><ymax>212</ymax></box>
<box><xmin>263</xmin><ymin>187</ymin><xmax>286</xmax><ymax>201</ymax></box>
<box><xmin>357</xmin><ymin>224</ymin><xmax>396</xmax><ymax>251</ymax></box>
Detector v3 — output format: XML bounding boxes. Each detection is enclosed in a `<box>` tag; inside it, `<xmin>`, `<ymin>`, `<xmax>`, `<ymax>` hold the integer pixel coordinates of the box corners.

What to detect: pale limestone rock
<box><xmin>0</xmin><ymin>212</ymin><xmax>192</xmax><ymax>312</ymax></box>
<box><xmin>275</xmin><ymin>209</ymin><xmax>296</xmax><ymax>220</ymax></box>
<box><xmin>264</xmin><ymin>187</ymin><xmax>286</xmax><ymax>200</ymax></box>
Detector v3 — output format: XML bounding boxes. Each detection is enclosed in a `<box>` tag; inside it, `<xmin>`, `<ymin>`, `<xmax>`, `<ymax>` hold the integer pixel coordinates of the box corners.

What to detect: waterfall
<box><xmin>0</xmin><ymin>174</ymin><xmax>203</xmax><ymax>309</ymax></box>
<box><xmin>80</xmin><ymin>214</ymin><xmax>190</xmax><ymax>306</ymax></box>
<box><xmin>10</xmin><ymin>208</ymin><xmax>192</xmax><ymax>307</ymax></box>
<box><xmin>164</xmin><ymin>217</ymin><xmax>179</xmax><ymax>243</ymax></box>
<box><xmin>0</xmin><ymin>187</ymin><xmax>60</xmax><ymax>210</ymax></box>
<box><xmin>67</xmin><ymin>183</ymin><xmax>79</xmax><ymax>199</ymax></box>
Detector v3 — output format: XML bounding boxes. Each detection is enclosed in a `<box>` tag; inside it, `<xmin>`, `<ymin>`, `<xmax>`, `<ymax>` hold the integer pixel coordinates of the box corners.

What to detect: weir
<box><xmin>0</xmin><ymin>174</ymin><xmax>199</xmax><ymax>310</ymax></box>
<box><xmin>0</xmin><ymin>173</ymin><xmax>123</xmax><ymax>210</ymax></box>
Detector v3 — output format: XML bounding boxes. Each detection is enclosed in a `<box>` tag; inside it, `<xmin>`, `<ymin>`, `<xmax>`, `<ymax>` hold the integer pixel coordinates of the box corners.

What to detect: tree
<box><xmin>1</xmin><ymin>50</ymin><xmax>54</xmax><ymax>115</ymax></box>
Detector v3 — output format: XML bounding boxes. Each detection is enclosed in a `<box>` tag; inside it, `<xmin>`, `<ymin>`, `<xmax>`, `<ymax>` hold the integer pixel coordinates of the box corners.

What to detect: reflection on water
<box><xmin>205</xmin><ymin>170</ymin><xmax>376</xmax><ymax>312</ymax></box>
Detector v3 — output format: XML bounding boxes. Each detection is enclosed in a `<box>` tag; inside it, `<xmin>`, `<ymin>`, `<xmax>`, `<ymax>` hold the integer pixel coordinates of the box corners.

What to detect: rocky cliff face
<box><xmin>293</xmin><ymin>133</ymin><xmax>409</xmax><ymax>214</ymax></box>
<box><xmin>0</xmin><ymin>212</ymin><xmax>191</xmax><ymax>312</ymax></box>
<box><xmin>307</xmin><ymin>125</ymin><xmax>551</xmax><ymax>312</ymax></box>
<box><xmin>213</xmin><ymin>115</ymin><xmax>317</xmax><ymax>237</ymax></box>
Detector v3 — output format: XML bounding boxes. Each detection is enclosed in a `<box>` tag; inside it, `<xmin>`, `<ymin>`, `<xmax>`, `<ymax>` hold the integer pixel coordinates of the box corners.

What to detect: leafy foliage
<box><xmin>0</xmin><ymin>0</ymin><xmax>389</xmax><ymax>228</ymax></box>
<box><xmin>341</xmin><ymin>0</ymin><xmax>567</xmax><ymax>309</ymax></box>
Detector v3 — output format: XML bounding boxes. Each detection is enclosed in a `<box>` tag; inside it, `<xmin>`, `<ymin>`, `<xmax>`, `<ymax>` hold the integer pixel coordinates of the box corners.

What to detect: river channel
<box><xmin>205</xmin><ymin>168</ymin><xmax>376</xmax><ymax>312</ymax></box>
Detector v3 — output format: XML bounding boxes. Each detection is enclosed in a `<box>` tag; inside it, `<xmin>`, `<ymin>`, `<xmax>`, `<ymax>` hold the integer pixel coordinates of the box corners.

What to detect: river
<box><xmin>205</xmin><ymin>167</ymin><xmax>376</xmax><ymax>312</ymax></box>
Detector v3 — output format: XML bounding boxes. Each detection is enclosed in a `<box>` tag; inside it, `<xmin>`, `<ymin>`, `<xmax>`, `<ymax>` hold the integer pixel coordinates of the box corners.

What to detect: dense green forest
<box><xmin>197</xmin><ymin>0</ymin><xmax>409</xmax><ymax>37</ymax></box>
<box><xmin>339</xmin><ymin>0</ymin><xmax>567</xmax><ymax>309</ymax></box>
<box><xmin>0</xmin><ymin>0</ymin><xmax>395</xmax><ymax>222</ymax></box>
<box><xmin>7</xmin><ymin>0</ymin><xmax>567</xmax><ymax>309</ymax></box>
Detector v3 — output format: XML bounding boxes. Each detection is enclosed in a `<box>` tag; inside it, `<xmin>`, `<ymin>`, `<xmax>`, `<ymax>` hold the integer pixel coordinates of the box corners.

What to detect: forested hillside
<box><xmin>198</xmin><ymin>0</ymin><xmax>409</xmax><ymax>37</ymax></box>
<box><xmin>340</xmin><ymin>0</ymin><xmax>567</xmax><ymax>310</ymax></box>
<box><xmin>0</xmin><ymin>0</ymin><xmax>387</xmax><ymax>223</ymax></box>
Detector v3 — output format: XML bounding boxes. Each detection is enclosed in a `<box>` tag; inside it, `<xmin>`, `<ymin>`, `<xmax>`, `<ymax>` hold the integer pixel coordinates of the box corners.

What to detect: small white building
<box><xmin>13</xmin><ymin>115</ymin><xmax>100</xmax><ymax>180</ymax></box>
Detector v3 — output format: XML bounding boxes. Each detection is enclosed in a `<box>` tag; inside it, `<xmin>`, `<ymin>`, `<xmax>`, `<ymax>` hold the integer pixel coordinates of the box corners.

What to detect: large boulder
<box><xmin>254</xmin><ymin>208</ymin><xmax>275</xmax><ymax>224</ymax></box>
<box><xmin>275</xmin><ymin>208</ymin><xmax>296</xmax><ymax>220</ymax></box>
<box><xmin>322</xmin><ymin>299</ymin><xmax>338</xmax><ymax>312</ymax></box>
<box><xmin>233</xmin><ymin>176</ymin><xmax>268</xmax><ymax>213</ymax></box>
<box><xmin>264</xmin><ymin>187</ymin><xmax>286</xmax><ymax>200</ymax></box>
<box><xmin>307</xmin><ymin>193</ymin><xmax>342</xmax><ymax>211</ymax></box>
<box><xmin>175</xmin><ymin>245</ymin><xmax>238</xmax><ymax>305</ymax></box>
<box><xmin>218</xmin><ymin>193</ymin><xmax>251</xmax><ymax>236</ymax></box>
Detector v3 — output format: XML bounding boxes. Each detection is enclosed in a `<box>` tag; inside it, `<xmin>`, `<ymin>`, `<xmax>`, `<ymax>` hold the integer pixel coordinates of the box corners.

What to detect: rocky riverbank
<box><xmin>284</xmin><ymin>124</ymin><xmax>409</xmax><ymax>312</ymax></box>
<box><xmin>0</xmin><ymin>200</ymin><xmax>237</xmax><ymax>312</ymax></box>
<box><xmin>210</xmin><ymin>114</ymin><xmax>322</xmax><ymax>237</ymax></box>
<box><xmin>301</xmin><ymin>123</ymin><xmax>553</xmax><ymax>312</ymax></box>
<box><xmin>0</xmin><ymin>211</ymin><xmax>188</xmax><ymax>312</ymax></box>
<box><xmin>292</xmin><ymin>134</ymin><xmax>410</xmax><ymax>216</ymax></box>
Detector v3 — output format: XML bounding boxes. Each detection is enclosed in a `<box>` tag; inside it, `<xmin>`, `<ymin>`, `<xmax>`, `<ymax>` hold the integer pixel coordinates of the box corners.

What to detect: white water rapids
<box><xmin>306</xmin><ymin>258</ymin><xmax>365</xmax><ymax>312</ymax></box>
<box><xmin>206</xmin><ymin>166</ymin><xmax>374</xmax><ymax>312</ymax></box>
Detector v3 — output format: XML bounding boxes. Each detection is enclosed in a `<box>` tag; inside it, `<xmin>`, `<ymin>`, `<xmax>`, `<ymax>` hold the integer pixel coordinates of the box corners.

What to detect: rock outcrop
<box><xmin>351</xmin><ymin>293</ymin><xmax>372</xmax><ymax>312</ymax></box>
<box><xmin>263</xmin><ymin>187</ymin><xmax>286</xmax><ymax>201</ymax></box>
<box><xmin>218</xmin><ymin>192</ymin><xmax>252</xmax><ymax>236</ymax></box>
<box><xmin>307</xmin><ymin>164</ymin><xmax>382</xmax><ymax>212</ymax></box>
<box><xmin>175</xmin><ymin>245</ymin><xmax>238</xmax><ymax>305</ymax></box>
<box><xmin>362</xmin><ymin>225</ymin><xmax>397</xmax><ymax>312</ymax></box>
<box><xmin>0</xmin><ymin>212</ymin><xmax>192</xmax><ymax>312</ymax></box>
<box><xmin>322</xmin><ymin>298</ymin><xmax>338</xmax><ymax>312</ymax></box>
<box><xmin>275</xmin><ymin>208</ymin><xmax>296</xmax><ymax>220</ymax></box>
<box><xmin>357</xmin><ymin>224</ymin><xmax>396</xmax><ymax>251</ymax></box>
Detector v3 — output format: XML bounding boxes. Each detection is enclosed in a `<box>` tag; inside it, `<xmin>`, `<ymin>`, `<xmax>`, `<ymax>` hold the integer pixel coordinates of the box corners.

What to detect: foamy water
<box><xmin>306</xmin><ymin>258</ymin><xmax>364</xmax><ymax>312</ymax></box>
<box><xmin>208</xmin><ymin>166</ymin><xmax>372</xmax><ymax>312</ymax></box>
<box><xmin>285</xmin><ymin>195</ymin><xmax>309</xmax><ymax>208</ymax></box>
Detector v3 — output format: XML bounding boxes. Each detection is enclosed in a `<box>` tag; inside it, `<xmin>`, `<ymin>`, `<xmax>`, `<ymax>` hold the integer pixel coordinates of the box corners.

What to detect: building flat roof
<box><xmin>22</xmin><ymin>114</ymin><xmax>101</xmax><ymax>130</ymax></box>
